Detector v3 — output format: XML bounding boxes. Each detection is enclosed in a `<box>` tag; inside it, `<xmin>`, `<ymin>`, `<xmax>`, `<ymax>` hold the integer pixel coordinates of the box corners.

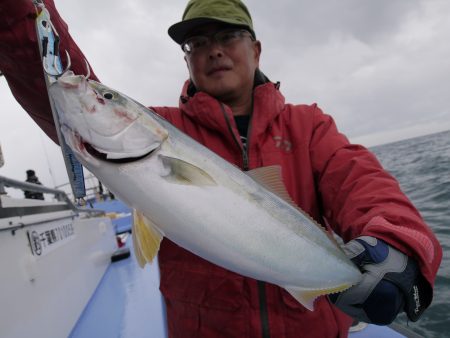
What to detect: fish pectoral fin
<box><xmin>284</xmin><ymin>284</ymin><xmax>353</xmax><ymax>311</ymax></box>
<box><xmin>132</xmin><ymin>209</ymin><xmax>164</xmax><ymax>267</ymax></box>
<box><xmin>160</xmin><ymin>155</ymin><xmax>217</xmax><ymax>186</ymax></box>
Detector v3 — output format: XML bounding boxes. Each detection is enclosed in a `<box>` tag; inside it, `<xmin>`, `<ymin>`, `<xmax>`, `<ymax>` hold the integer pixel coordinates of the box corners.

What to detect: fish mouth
<box><xmin>82</xmin><ymin>140</ymin><xmax>158</xmax><ymax>163</ymax></box>
<box><xmin>63</xmin><ymin>117</ymin><xmax>164</xmax><ymax>163</ymax></box>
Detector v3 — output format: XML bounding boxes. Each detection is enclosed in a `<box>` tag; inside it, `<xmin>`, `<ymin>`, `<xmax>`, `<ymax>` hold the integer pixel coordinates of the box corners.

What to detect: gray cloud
<box><xmin>246</xmin><ymin>0</ymin><xmax>450</xmax><ymax>139</ymax></box>
<box><xmin>247</xmin><ymin>0</ymin><xmax>422</xmax><ymax>46</ymax></box>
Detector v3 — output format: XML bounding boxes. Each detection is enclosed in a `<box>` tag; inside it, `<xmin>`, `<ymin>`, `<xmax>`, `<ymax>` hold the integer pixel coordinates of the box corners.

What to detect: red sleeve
<box><xmin>0</xmin><ymin>0</ymin><xmax>99</xmax><ymax>143</ymax></box>
<box><xmin>150</xmin><ymin>106</ymin><xmax>176</xmax><ymax>119</ymax></box>
<box><xmin>309</xmin><ymin>105</ymin><xmax>442</xmax><ymax>288</ymax></box>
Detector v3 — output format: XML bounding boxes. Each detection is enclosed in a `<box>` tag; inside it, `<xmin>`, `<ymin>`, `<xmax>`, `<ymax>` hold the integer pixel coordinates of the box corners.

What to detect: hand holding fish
<box><xmin>330</xmin><ymin>236</ymin><xmax>431</xmax><ymax>324</ymax></box>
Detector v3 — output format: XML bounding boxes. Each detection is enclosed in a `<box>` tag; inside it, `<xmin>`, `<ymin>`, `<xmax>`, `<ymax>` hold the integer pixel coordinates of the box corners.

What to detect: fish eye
<box><xmin>103</xmin><ymin>92</ymin><xmax>114</xmax><ymax>100</ymax></box>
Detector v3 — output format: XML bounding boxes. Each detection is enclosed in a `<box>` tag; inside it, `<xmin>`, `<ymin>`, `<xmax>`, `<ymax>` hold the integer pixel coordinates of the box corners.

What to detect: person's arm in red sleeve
<box><xmin>308</xmin><ymin>105</ymin><xmax>442</xmax><ymax>323</ymax></box>
<box><xmin>0</xmin><ymin>0</ymin><xmax>99</xmax><ymax>143</ymax></box>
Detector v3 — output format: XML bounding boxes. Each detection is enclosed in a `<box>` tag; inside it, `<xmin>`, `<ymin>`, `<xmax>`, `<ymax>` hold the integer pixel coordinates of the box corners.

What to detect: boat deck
<box><xmin>69</xmin><ymin>235</ymin><xmax>168</xmax><ymax>338</ymax></box>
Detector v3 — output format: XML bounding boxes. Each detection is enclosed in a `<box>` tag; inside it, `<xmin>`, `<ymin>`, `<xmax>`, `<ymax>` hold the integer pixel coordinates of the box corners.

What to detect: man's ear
<box><xmin>253</xmin><ymin>40</ymin><xmax>262</xmax><ymax>66</ymax></box>
<box><xmin>184</xmin><ymin>55</ymin><xmax>193</xmax><ymax>79</ymax></box>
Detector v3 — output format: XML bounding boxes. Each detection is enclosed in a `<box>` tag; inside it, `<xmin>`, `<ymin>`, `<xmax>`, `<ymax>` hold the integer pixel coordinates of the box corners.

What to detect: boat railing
<box><xmin>0</xmin><ymin>175</ymin><xmax>105</xmax><ymax>218</ymax></box>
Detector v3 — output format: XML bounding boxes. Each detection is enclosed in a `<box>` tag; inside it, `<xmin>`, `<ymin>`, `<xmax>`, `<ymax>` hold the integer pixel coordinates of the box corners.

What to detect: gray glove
<box><xmin>329</xmin><ymin>236</ymin><xmax>431</xmax><ymax>325</ymax></box>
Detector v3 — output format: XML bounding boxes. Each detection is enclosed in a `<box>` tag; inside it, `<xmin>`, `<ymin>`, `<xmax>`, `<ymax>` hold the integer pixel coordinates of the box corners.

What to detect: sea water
<box><xmin>370</xmin><ymin>130</ymin><xmax>450</xmax><ymax>338</ymax></box>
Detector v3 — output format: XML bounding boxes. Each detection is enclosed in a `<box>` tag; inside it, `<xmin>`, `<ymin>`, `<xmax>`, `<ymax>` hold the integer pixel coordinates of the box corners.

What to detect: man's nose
<box><xmin>208</xmin><ymin>40</ymin><xmax>224</xmax><ymax>58</ymax></box>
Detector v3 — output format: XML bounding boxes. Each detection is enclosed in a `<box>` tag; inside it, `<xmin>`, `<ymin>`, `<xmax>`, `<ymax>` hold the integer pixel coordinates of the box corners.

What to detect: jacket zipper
<box><xmin>244</xmin><ymin>114</ymin><xmax>253</xmax><ymax>170</ymax></box>
<box><xmin>220</xmin><ymin>104</ymin><xmax>270</xmax><ymax>338</ymax></box>
<box><xmin>258</xmin><ymin>281</ymin><xmax>271</xmax><ymax>338</ymax></box>
<box><xmin>220</xmin><ymin>104</ymin><xmax>250</xmax><ymax>170</ymax></box>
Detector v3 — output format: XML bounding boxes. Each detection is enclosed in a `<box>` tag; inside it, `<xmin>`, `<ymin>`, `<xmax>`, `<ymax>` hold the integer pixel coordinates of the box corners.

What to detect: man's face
<box><xmin>183</xmin><ymin>24</ymin><xmax>261</xmax><ymax>103</ymax></box>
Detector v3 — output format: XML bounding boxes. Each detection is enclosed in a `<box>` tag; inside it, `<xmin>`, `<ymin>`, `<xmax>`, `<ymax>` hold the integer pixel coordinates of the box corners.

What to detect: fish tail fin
<box><xmin>284</xmin><ymin>283</ymin><xmax>353</xmax><ymax>311</ymax></box>
<box><xmin>132</xmin><ymin>209</ymin><xmax>164</xmax><ymax>267</ymax></box>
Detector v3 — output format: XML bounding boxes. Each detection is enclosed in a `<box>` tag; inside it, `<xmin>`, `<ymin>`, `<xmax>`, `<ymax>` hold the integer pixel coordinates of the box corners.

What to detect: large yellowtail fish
<box><xmin>49</xmin><ymin>72</ymin><xmax>361</xmax><ymax>310</ymax></box>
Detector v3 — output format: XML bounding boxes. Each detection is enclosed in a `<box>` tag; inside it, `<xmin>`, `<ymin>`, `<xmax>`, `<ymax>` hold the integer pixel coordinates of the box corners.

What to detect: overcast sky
<box><xmin>1</xmin><ymin>0</ymin><xmax>449</xmax><ymax>196</ymax></box>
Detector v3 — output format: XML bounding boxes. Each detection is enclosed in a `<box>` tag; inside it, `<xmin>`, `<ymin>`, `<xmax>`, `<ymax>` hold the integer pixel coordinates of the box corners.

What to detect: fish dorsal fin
<box><xmin>160</xmin><ymin>155</ymin><xmax>217</xmax><ymax>186</ymax></box>
<box><xmin>132</xmin><ymin>209</ymin><xmax>164</xmax><ymax>267</ymax></box>
<box><xmin>247</xmin><ymin>166</ymin><xmax>296</xmax><ymax>206</ymax></box>
<box><xmin>247</xmin><ymin>166</ymin><xmax>340</xmax><ymax>247</ymax></box>
<box><xmin>285</xmin><ymin>283</ymin><xmax>353</xmax><ymax>311</ymax></box>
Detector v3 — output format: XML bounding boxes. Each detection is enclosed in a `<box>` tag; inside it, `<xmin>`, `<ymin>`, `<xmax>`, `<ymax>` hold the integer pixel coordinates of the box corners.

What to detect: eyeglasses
<box><xmin>181</xmin><ymin>29</ymin><xmax>254</xmax><ymax>54</ymax></box>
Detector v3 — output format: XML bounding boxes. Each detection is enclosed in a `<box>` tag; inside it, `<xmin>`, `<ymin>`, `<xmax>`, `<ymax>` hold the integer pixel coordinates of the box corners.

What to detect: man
<box><xmin>24</xmin><ymin>169</ymin><xmax>45</xmax><ymax>200</ymax></box>
<box><xmin>0</xmin><ymin>0</ymin><xmax>442</xmax><ymax>337</ymax></box>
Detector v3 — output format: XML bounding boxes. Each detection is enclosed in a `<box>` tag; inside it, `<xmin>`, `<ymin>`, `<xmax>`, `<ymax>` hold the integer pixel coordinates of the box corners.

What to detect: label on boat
<box><xmin>27</xmin><ymin>220</ymin><xmax>75</xmax><ymax>257</ymax></box>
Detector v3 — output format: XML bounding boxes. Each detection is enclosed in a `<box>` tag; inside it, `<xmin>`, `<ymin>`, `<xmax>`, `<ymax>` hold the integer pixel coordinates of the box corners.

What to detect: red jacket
<box><xmin>0</xmin><ymin>1</ymin><xmax>442</xmax><ymax>337</ymax></box>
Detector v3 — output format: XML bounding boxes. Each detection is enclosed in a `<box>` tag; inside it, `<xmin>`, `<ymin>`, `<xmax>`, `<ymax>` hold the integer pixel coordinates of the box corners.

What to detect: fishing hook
<box><xmin>42</xmin><ymin>51</ymin><xmax>91</xmax><ymax>80</ymax></box>
<box><xmin>84</xmin><ymin>59</ymin><xmax>91</xmax><ymax>80</ymax></box>
<box><xmin>43</xmin><ymin>49</ymin><xmax>72</xmax><ymax>79</ymax></box>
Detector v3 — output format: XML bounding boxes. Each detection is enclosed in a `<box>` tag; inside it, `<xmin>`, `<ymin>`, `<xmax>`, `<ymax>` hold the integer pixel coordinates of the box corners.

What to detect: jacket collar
<box><xmin>178</xmin><ymin>71</ymin><xmax>285</xmax><ymax>139</ymax></box>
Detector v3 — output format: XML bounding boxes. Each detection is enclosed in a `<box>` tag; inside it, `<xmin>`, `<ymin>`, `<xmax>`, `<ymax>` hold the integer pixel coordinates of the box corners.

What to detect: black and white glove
<box><xmin>329</xmin><ymin>236</ymin><xmax>431</xmax><ymax>325</ymax></box>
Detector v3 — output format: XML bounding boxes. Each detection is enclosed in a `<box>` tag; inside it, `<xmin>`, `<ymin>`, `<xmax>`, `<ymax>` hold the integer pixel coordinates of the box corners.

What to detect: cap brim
<box><xmin>168</xmin><ymin>17</ymin><xmax>252</xmax><ymax>44</ymax></box>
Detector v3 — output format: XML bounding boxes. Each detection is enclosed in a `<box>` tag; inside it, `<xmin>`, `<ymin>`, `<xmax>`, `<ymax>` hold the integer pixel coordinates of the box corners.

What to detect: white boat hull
<box><xmin>0</xmin><ymin>196</ymin><xmax>117</xmax><ymax>338</ymax></box>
